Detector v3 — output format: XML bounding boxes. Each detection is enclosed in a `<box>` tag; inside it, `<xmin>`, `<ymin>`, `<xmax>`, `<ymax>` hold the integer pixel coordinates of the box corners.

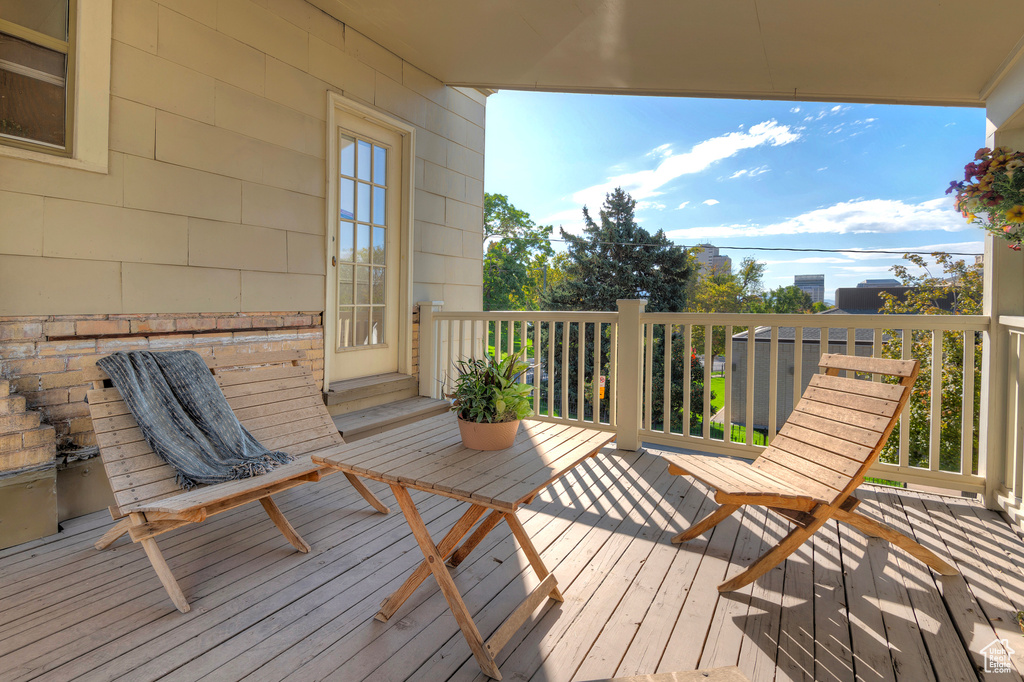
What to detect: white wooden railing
<box><xmin>419</xmin><ymin>300</ymin><xmax>990</xmax><ymax>495</ymax></box>
<box><xmin>995</xmin><ymin>316</ymin><xmax>1024</xmax><ymax>521</ymax></box>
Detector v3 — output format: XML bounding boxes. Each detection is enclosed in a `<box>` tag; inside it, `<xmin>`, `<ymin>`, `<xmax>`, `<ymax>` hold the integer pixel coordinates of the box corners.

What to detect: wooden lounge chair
<box><xmin>663</xmin><ymin>353</ymin><xmax>958</xmax><ymax>592</ymax></box>
<box><xmin>85</xmin><ymin>350</ymin><xmax>389</xmax><ymax>612</ymax></box>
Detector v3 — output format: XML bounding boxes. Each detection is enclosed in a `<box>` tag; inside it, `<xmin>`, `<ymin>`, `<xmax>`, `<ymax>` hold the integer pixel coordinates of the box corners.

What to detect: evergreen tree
<box><xmin>536</xmin><ymin>188</ymin><xmax>697</xmax><ymax>427</ymax></box>
<box><xmin>542</xmin><ymin>188</ymin><xmax>693</xmax><ymax>312</ymax></box>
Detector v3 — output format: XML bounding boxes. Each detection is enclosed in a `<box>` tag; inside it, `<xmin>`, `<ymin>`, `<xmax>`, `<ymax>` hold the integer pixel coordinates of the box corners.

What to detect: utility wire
<box><xmin>485</xmin><ymin>235</ymin><xmax>980</xmax><ymax>256</ymax></box>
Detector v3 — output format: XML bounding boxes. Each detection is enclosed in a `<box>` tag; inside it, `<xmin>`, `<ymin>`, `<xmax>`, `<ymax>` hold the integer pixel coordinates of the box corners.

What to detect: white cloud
<box><xmin>648</xmin><ymin>143</ymin><xmax>673</xmax><ymax>158</ymax></box>
<box><xmin>636</xmin><ymin>201</ymin><xmax>666</xmax><ymax>211</ymax></box>
<box><xmin>817</xmin><ymin>166</ymin><xmax>828</xmax><ymax>172</ymax></box>
<box><xmin>790</xmin><ymin>107</ymin><xmax>801</xmax><ymax>113</ymax></box>
<box><xmin>548</xmin><ymin>120</ymin><xmax>800</xmax><ymax>231</ymax></box>
<box><xmin>831</xmin><ymin>105</ymin><xmax>842</xmax><ymax>112</ymax></box>
<box><xmin>729</xmin><ymin>165</ymin><xmax>770</xmax><ymax>179</ymax></box>
<box><xmin>665</xmin><ymin>197</ymin><xmax>968</xmax><ymax>239</ymax></box>
<box><xmin>676</xmin><ymin>201</ymin><xmax>690</xmax><ymax>210</ymax></box>
<box><xmin>702</xmin><ymin>199</ymin><xmax>720</xmax><ymax>206</ymax></box>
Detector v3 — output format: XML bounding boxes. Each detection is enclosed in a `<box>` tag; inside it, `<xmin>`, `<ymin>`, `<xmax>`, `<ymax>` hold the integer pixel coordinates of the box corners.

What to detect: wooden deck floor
<box><xmin>2</xmin><ymin>447</ymin><xmax>1024</xmax><ymax>682</ymax></box>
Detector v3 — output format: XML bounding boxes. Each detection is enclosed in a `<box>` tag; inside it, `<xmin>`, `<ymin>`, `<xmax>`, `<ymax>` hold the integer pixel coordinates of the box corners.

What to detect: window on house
<box><xmin>0</xmin><ymin>1</ymin><xmax>75</xmax><ymax>155</ymax></box>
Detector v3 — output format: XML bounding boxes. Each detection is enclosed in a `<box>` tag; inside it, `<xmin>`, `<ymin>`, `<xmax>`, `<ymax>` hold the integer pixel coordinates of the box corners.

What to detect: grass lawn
<box><xmin>708</xmin><ymin>375</ymin><xmax>724</xmax><ymax>413</ymax></box>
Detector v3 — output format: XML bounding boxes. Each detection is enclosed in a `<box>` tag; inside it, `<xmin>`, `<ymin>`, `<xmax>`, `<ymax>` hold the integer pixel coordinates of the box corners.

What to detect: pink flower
<box><xmin>975</xmin><ymin>147</ymin><xmax>991</xmax><ymax>160</ymax></box>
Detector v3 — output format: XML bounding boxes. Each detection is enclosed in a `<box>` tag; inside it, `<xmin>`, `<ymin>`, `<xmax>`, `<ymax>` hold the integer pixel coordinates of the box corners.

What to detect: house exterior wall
<box><xmin>729</xmin><ymin>339</ymin><xmax>873</xmax><ymax>431</ymax></box>
<box><xmin>0</xmin><ymin>0</ymin><xmax>484</xmax><ymax>539</ymax></box>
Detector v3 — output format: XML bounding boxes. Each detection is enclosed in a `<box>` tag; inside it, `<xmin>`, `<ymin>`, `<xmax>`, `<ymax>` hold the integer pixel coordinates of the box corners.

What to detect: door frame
<box><xmin>324</xmin><ymin>92</ymin><xmax>416</xmax><ymax>386</ymax></box>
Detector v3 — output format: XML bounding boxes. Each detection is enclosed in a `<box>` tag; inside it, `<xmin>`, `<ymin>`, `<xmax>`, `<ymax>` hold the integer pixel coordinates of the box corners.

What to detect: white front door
<box><xmin>325</xmin><ymin>97</ymin><xmax>412</xmax><ymax>383</ymax></box>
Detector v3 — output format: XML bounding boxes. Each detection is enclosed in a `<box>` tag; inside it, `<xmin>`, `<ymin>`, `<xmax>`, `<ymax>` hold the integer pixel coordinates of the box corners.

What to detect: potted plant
<box><xmin>948</xmin><ymin>147</ymin><xmax>1024</xmax><ymax>249</ymax></box>
<box><xmin>447</xmin><ymin>348</ymin><xmax>535</xmax><ymax>450</ymax></box>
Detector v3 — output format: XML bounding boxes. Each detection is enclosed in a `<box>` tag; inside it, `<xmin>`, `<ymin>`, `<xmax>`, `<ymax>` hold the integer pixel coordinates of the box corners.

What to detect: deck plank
<box><xmin>1</xmin><ymin>449</ymin><xmax>1023</xmax><ymax>682</ymax></box>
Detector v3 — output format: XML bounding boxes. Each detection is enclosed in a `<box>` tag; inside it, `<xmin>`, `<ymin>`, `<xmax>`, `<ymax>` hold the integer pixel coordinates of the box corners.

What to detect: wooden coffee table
<box><xmin>313</xmin><ymin>413</ymin><xmax>616</xmax><ymax>680</ymax></box>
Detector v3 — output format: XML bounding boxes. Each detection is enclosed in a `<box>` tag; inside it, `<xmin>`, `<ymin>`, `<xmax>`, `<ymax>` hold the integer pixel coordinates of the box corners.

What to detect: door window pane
<box><xmin>338</xmin><ymin>222</ymin><xmax>354</xmax><ymax>262</ymax></box>
<box><xmin>356</xmin><ymin>224</ymin><xmax>370</xmax><ymax>263</ymax></box>
<box><xmin>373</xmin><ymin>145</ymin><xmax>386</xmax><ymax>184</ymax></box>
<box><xmin>339</xmin><ymin>135</ymin><xmax>355</xmax><ymax>177</ymax></box>
<box><xmin>357</xmin><ymin>182</ymin><xmax>370</xmax><ymax>222</ymax></box>
<box><xmin>372</xmin><ymin>186</ymin><xmax>386</xmax><ymax>225</ymax></box>
<box><xmin>372</xmin><ymin>226</ymin><xmax>386</xmax><ymax>264</ymax></box>
<box><xmin>338</xmin><ymin>264</ymin><xmax>353</xmax><ymax>304</ymax></box>
<box><xmin>370</xmin><ymin>307</ymin><xmax>384</xmax><ymax>345</ymax></box>
<box><xmin>354</xmin><ymin>306</ymin><xmax>370</xmax><ymax>345</ymax></box>
<box><xmin>355</xmin><ymin>266</ymin><xmax>370</xmax><ymax>304</ymax></box>
<box><xmin>357</xmin><ymin>140</ymin><xmax>371</xmax><ymax>181</ymax></box>
<box><xmin>337</xmin><ymin>306</ymin><xmax>354</xmax><ymax>348</ymax></box>
<box><xmin>339</xmin><ymin>179</ymin><xmax>355</xmax><ymax>220</ymax></box>
<box><xmin>371</xmin><ymin>267</ymin><xmax>385</xmax><ymax>304</ymax></box>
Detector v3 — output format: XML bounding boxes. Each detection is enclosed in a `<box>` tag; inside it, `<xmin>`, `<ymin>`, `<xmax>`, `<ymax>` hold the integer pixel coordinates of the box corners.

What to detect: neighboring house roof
<box><xmin>732</xmin><ymin>326</ymin><xmax>887</xmax><ymax>344</ymax></box>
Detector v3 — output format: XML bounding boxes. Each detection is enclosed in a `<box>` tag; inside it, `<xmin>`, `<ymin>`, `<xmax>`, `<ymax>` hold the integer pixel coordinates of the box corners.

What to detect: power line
<box><xmin>486</xmin><ymin>235</ymin><xmax>981</xmax><ymax>257</ymax></box>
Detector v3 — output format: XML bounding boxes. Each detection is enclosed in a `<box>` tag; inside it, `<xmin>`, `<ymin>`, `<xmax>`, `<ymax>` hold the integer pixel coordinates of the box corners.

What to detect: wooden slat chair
<box><xmin>85</xmin><ymin>350</ymin><xmax>390</xmax><ymax>612</ymax></box>
<box><xmin>663</xmin><ymin>353</ymin><xmax>958</xmax><ymax>592</ymax></box>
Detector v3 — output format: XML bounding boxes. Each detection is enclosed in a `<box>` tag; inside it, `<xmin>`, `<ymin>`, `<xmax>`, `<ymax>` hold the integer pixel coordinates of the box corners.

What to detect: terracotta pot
<box><xmin>456</xmin><ymin>417</ymin><xmax>520</xmax><ymax>451</ymax></box>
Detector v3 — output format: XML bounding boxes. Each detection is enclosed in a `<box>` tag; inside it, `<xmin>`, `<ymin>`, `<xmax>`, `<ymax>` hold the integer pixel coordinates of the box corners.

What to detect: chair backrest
<box><xmin>85</xmin><ymin>351</ymin><xmax>341</xmax><ymax>516</ymax></box>
<box><xmin>752</xmin><ymin>353</ymin><xmax>919</xmax><ymax>507</ymax></box>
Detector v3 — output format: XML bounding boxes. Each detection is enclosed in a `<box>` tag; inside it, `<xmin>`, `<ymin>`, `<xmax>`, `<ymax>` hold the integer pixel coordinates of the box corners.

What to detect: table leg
<box><xmin>504</xmin><ymin>512</ymin><xmax>563</xmax><ymax>602</ymax></box>
<box><xmin>376</xmin><ymin>501</ymin><xmax>487</xmax><ymax>622</ymax></box>
<box><xmin>389</xmin><ymin>484</ymin><xmax>503</xmax><ymax>680</ymax></box>
<box><xmin>448</xmin><ymin>509</ymin><xmax>505</xmax><ymax>568</ymax></box>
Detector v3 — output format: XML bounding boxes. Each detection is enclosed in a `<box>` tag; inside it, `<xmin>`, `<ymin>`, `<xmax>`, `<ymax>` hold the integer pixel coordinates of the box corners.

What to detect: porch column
<box><xmin>980</xmin><ymin>74</ymin><xmax>1024</xmax><ymax>508</ymax></box>
<box><xmin>417</xmin><ymin>301</ymin><xmax>443</xmax><ymax>398</ymax></box>
<box><xmin>615</xmin><ymin>299</ymin><xmax>647</xmax><ymax>451</ymax></box>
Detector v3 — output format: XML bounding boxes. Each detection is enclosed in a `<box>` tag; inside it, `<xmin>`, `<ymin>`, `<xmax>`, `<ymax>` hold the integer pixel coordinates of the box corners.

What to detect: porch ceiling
<box><xmin>309</xmin><ymin>0</ymin><xmax>1024</xmax><ymax>107</ymax></box>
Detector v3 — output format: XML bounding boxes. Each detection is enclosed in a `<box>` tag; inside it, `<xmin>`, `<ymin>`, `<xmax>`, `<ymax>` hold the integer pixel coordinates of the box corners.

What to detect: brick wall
<box><xmin>0</xmin><ymin>311</ymin><xmax>323</xmax><ymax>472</ymax></box>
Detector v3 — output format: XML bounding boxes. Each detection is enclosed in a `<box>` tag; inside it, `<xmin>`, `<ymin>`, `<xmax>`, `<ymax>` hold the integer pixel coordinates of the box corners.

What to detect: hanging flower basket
<box><xmin>948</xmin><ymin>147</ymin><xmax>1024</xmax><ymax>250</ymax></box>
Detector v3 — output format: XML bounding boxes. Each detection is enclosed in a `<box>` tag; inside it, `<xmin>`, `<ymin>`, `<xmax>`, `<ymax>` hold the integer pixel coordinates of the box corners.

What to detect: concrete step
<box><xmin>332</xmin><ymin>396</ymin><xmax>450</xmax><ymax>442</ymax></box>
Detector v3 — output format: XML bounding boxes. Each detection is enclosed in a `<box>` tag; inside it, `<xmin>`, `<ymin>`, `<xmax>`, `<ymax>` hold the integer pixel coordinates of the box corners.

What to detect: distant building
<box><xmin>857</xmin><ymin>278</ymin><xmax>901</xmax><ymax>288</ymax></box>
<box><xmin>794</xmin><ymin>274</ymin><xmax>825</xmax><ymax>304</ymax></box>
<box><xmin>694</xmin><ymin>243</ymin><xmax>731</xmax><ymax>277</ymax></box>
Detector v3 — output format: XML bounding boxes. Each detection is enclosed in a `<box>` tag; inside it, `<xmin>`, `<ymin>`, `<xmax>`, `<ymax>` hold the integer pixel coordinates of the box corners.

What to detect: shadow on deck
<box><xmin>0</xmin><ymin>447</ymin><xmax>1021</xmax><ymax>682</ymax></box>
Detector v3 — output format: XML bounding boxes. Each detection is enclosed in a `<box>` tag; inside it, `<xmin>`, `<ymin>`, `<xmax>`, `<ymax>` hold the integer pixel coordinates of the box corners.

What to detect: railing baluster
<box><xmin>435</xmin><ymin>318</ymin><xmax>444</xmax><ymax>398</ymax></box>
<box><xmin>872</xmin><ymin>327</ymin><xmax>882</xmax><ymax>382</ymax></box>
<box><xmin>703</xmin><ymin>324</ymin><xmax>712</xmax><ymax>440</ymax></box>
<box><xmin>577</xmin><ymin>322</ymin><xmax>586</xmax><ymax>422</ymax></box>
<box><xmin>899</xmin><ymin>328</ymin><xmax>911</xmax><ymax>469</ymax></box>
<box><xmin>457</xmin><ymin>319</ymin><xmax>465</xmax><ymax>363</ymax></box>
<box><xmin>547</xmin><ymin>321</ymin><xmax>555</xmax><ymax>418</ymax></box>
<box><xmin>534</xmin><ymin>318</ymin><xmax>541</xmax><ymax>417</ymax></box>
<box><xmin>644</xmin><ymin>322</ymin><xmax>654</xmax><ymax>431</ymax></box>
<box><xmin>820</xmin><ymin>327</ymin><xmax>829</xmax><ymax>361</ymax></box>
<box><xmin>683</xmin><ymin>324</ymin><xmax>692</xmax><ymax>437</ymax></box>
<box><xmin>768</xmin><ymin>325</ymin><xmax>779</xmax><ymax>443</ymax></box>
<box><xmin>593</xmin><ymin>321</ymin><xmax>601</xmax><ymax>425</ymax></box>
<box><xmin>609</xmin><ymin>321</ymin><xmax>618</xmax><ymax>428</ymax></box>
<box><xmin>663</xmin><ymin>323</ymin><xmax>672</xmax><ymax>434</ymax></box>
<box><xmin>520</xmin><ymin>320</ymin><xmax>528</xmax><ymax>383</ymax></box>
<box><xmin>561</xmin><ymin>320</ymin><xmax>569</xmax><ymax>420</ymax></box>
<box><xmin>962</xmin><ymin>330</ymin><xmax>975</xmax><ymax>475</ymax></box>
<box><xmin>929</xmin><ymin>329</ymin><xmax>943</xmax><ymax>471</ymax></box>
<box><xmin>1012</xmin><ymin>333</ymin><xmax>1024</xmax><ymax>501</ymax></box>
<box><xmin>507</xmin><ymin>319</ymin><xmax>514</xmax><ymax>359</ymax></box>
<box><xmin>793</xmin><ymin>326</ymin><xmax>803</xmax><ymax>418</ymax></box>
<box><xmin>745</xmin><ymin>323</ymin><xmax>755</xmax><ymax>447</ymax></box>
<box><xmin>723</xmin><ymin>325</ymin><xmax>733</xmax><ymax>443</ymax></box>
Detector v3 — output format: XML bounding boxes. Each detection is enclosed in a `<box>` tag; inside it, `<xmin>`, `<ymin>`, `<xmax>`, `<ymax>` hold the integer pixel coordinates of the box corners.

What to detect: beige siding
<box><xmin>0</xmin><ymin>0</ymin><xmax>486</xmax><ymax>316</ymax></box>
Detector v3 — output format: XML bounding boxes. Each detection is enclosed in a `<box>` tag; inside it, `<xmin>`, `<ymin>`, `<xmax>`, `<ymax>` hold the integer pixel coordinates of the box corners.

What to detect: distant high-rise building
<box><xmin>794</xmin><ymin>274</ymin><xmax>825</xmax><ymax>304</ymax></box>
<box><xmin>856</xmin><ymin>278</ymin><xmax>901</xmax><ymax>288</ymax></box>
<box><xmin>694</xmin><ymin>243</ymin><xmax>731</xmax><ymax>277</ymax></box>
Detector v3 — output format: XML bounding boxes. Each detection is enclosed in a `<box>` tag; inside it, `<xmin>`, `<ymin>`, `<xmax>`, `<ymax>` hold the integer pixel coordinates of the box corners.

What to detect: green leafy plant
<box><xmin>447</xmin><ymin>349</ymin><xmax>535</xmax><ymax>423</ymax></box>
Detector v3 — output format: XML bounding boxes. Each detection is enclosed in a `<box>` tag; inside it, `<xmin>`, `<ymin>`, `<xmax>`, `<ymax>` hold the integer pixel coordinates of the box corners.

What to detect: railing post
<box><xmin>417</xmin><ymin>301</ymin><xmax>443</xmax><ymax>398</ymax></box>
<box><xmin>615</xmin><ymin>299</ymin><xmax>647</xmax><ymax>451</ymax></box>
<box><xmin>980</xmin><ymin>235</ymin><xmax>1024</xmax><ymax>508</ymax></box>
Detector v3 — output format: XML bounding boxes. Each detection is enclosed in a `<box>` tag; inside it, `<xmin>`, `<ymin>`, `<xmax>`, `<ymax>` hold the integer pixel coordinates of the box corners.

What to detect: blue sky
<box><xmin>484</xmin><ymin>92</ymin><xmax>987</xmax><ymax>302</ymax></box>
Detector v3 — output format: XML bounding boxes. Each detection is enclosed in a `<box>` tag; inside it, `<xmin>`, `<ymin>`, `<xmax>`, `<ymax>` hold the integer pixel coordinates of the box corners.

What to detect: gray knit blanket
<box><xmin>97</xmin><ymin>350</ymin><xmax>293</xmax><ymax>490</ymax></box>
